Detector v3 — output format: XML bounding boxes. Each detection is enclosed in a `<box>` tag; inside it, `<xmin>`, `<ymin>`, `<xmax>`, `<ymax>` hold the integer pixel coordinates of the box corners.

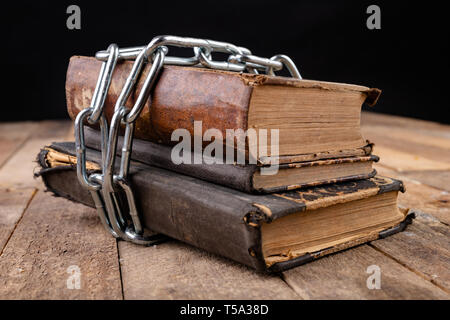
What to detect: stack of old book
<box><xmin>37</xmin><ymin>56</ymin><xmax>413</xmax><ymax>272</ymax></box>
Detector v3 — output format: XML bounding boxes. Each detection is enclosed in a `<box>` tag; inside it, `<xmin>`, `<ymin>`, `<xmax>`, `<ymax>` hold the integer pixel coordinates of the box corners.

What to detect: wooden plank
<box><xmin>373</xmin><ymin>145</ymin><xmax>450</xmax><ymax>172</ymax></box>
<box><xmin>361</xmin><ymin>111</ymin><xmax>450</xmax><ymax>137</ymax></box>
<box><xmin>412</xmin><ymin>211</ymin><xmax>450</xmax><ymax>237</ymax></box>
<box><xmin>361</xmin><ymin>112</ymin><xmax>450</xmax><ymax>190</ymax></box>
<box><xmin>118</xmin><ymin>240</ymin><xmax>299</xmax><ymax>300</ymax></box>
<box><xmin>1</xmin><ymin>116</ymin><xmax>446</xmax><ymax>300</ymax></box>
<box><xmin>0</xmin><ymin>122</ymin><xmax>38</xmax><ymax>168</ymax></box>
<box><xmin>0</xmin><ymin>188</ymin><xmax>36</xmax><ymax>253</ymax></box>
<box><xmin>399</xmin><ymin>170</ymin><xmax>450</xmax><ymax>192</ymax></box>
<box><xmin>375</xmin><ymin>166</ymin><xmax>450</xmax><ymax>225</ymax></box>
<box><xmin>0</xmin><ymin>139</ymin><xmax>25</xmax><ymax>169</ymax></box>
<box><xmin>361</xmin><ymin>116</ymin><xmax>450</xmax><ymax>295</ymax></box>
<box><xmin>0</xmin><ymin>120</ymin><xmax>72</xmax><ymax>189</ymax></box>
<box><xmin>362</xmin><ymin>126</ymin><xmax>450</xmax><ymax>163</ymax></box>
<box><xmin>371</xmin><ymin>145</ymin><xmax>450</xmax><ymax>191</ymax></box>
<box><xmin>0</xmin><ymin>191</ymin><xmax>122</xmax><ymax>299</ymax></box>
<box><xmin>362</xmin><ymin>112</ymin><xmax>450</xmax><ymax>143</ymax></box>
<box><xmin>281</xmin><ymin>245</ymin><xmax>449</xmax><ymax>299</ymax></box>
<box><xmin>371</xmin><ymin>217</ymin><xmax>450</xmax><ymax>292</ymax></box>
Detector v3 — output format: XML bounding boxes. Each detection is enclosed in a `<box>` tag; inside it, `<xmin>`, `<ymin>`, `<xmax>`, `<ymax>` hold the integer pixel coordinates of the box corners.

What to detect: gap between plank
<box><xmin>279</xmin><ymin>272</ymin><xmax>309</xmax><ymax>300</ymax></box>
<box><xmin>116</xmin><ymin>239</ymin><xmax>125</xmax><ymax>300</ymax></box>
<box><xmin>0</xmin><ymin>135</ymin><xmax>31</xmax><ymax>171</ymax></box>
<box><xmin>0</xmin><ymin>188</ymin><xmax>38</xmax><ymax>257</ymax></box>
<box><xmin>368</xmin><ymin>243</ymin><xmax>450</xmax><ymax>295</ymax></box>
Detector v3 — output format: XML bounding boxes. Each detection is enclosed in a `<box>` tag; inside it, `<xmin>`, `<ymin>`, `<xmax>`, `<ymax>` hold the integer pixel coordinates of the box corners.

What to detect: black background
<box><xmin>1</xmin><ymin>0</ymin><xmax>449</xmax><ymax>123</ymax></box>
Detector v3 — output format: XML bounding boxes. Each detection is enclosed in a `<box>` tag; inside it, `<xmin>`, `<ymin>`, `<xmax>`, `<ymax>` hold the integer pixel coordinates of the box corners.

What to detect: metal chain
<box><xmin>74</xmin><ymin>35</ymin><xmax>302</xmax><ymax>245</ymax></box>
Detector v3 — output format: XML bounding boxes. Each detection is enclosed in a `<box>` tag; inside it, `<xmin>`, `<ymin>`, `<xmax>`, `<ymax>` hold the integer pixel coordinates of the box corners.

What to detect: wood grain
<box><xmin>361</xmin><ymin>113</ymin><xmax>450</xmax><ymax>294</ymax></box>
<box><xmin>0</xmin><ymin>191</ymin><xmax>122</xmax><ymax>299</ymax></box>
<box><xmin>0</xmin><ymin>113</ymin><xmax>449</xmax><ymax>300</ymax></box>
<box><xmin>370</xmin><ymin>218</ymin><xmax>450</xmax><ymax>292</ymax></box>
<box><xmin>399</xmin><ymin>170</ymin><xmax>450</xmax><ymax>192</ymax></box>
<box><xmin>0</xmin><ymin>122</ymin><xmax>37</xmax><ymax>168</ymax></box>
<box><xmin>118</xmin><ymin>240</ymin><xmax>299</xmax><ymax>300</ymax></box>
<box><xmin>281</xmin><ymin>245</ymin><xmax>449</xmax><ymax>299</ymax></box>
<box><xmin>0</xmin><ymin>121</ymin><xmax>122</xmax><ymax>299</ymax></box>
<box><xmin>362</xmin><ymin>111</ymin><xmax>450</xmax><ymax>190</ymax></box>
<box><xmin>362</xmin><ymin>123</ymin><xmax>450</xmax><ymax>152</ymax></box>
<box><xmin>370</xmin><ymin>144</ymin><xmax>450</xmax><ymax>191</ymax></box>
<box><xmin>372</xmin><ymin>145</ymin><xmax>450</xmax><ymax>172</ymax></box>
<box><xmin>361</xmin><ymin>111</ymin><xmax>450</xmax><ymax>136</ymax></box>
<box><xmin>0</xmin><ymin>120</ymin><xmax>72</xmax><ymax>189</ymax></box>
<box><xmin>375</xmin><ymin>165</ymin><xmax>450</xmax><ymax>225</ymax></box>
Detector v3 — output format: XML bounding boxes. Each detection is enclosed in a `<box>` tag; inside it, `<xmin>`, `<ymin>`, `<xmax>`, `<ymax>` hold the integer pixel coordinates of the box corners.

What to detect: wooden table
<box><xmin>0</xmin><ymin>111</ymin><xmax>449</xmax><ymax>300</ymax></box>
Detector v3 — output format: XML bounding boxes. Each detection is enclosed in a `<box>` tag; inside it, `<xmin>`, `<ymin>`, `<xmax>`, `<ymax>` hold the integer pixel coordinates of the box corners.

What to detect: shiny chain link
<box><xmin>75</xmin><ymin>35</ymin><xmax>302</xmax><ymax>245</ymax></box>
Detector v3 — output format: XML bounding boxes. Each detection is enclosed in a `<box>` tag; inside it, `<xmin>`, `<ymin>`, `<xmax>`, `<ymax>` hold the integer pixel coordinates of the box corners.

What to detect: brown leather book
<box><xmin>82</xmin><ymin>127</ymin><xmax>379</xmax><ymax>193</ymax></box>
<box><xmin>66</xmin><ymin>56</ymin><xmax>381</xmax><ymax>161</ymax></box>
<box><xmin>36</xmin><ymin>142</ymin><xmax>413</xmax><ymax>272</ymax></box>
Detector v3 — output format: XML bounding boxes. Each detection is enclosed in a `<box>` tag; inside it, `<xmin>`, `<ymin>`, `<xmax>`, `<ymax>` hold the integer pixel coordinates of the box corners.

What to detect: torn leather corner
<box><xmin>33</xmin><ymin>148</ymin><xmax>50</xmax><ymax>176</ymax></box>
<box><xmin>243</xmin><ymin>211</ymin><xmax>265</xmax><ymax>227</ymax></box>
<box><xmin>364</xmin><ymin>140</ymin><xmax>374</xmax><ymax>153</ymax></box>
<box><xmin>364</xmin><ymin>88</ymin><xmax>382</xmax><ymax>107</ymax></box>
<box><xmin>400</xmin><ymin>181</ymin><xmax>406</xmax><ymax>193</ymax></box>
<box><xmin>244</xmin><ymin>203</ymin><xmax>274</xmax><ymax>227</ymax></box>
<box><xmin>240</xmin><ymin>73</ymin><xmax>267</xmax><ymax>86</ymax></box>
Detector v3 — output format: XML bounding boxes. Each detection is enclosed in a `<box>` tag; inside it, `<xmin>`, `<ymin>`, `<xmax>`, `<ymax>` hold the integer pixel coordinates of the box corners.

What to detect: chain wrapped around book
<box><xmin>74</xmin><ymin>35</ymin><xmax>303</xmax><ymax>245</ymax></box>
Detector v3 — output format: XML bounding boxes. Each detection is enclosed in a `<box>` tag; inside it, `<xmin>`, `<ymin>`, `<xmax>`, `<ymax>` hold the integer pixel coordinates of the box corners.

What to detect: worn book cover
<box><xmin>36</xmin><ymin>142</ymin><xmax>413</xmax><ymax>272</ymax></box>
<box><xmin>83</xmin><ymin>127</ymin><xmax>379</xmax><ymax>193</ymax></box>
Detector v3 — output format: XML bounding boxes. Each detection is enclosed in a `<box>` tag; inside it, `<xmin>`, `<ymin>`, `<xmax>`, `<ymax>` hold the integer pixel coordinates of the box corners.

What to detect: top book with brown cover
<box><xmin>66</xmin><ymin>56</ymin><xmax>381</xmax><ymax>162</ymax></box>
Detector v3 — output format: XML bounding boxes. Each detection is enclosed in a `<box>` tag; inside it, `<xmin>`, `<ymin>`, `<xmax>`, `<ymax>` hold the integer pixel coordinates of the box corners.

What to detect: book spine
<box><xmin>83</xmin><ymin>127</ymin><xmax>257</xmax><ymax>193</ymax></box>
<box><xmin>66</xmin><ymin>56</ymin><xmax>252</xmax><ymax>146</ymax></box>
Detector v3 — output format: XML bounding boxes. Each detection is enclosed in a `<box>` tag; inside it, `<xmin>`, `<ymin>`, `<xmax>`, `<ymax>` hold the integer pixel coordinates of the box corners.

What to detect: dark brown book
<box><xmin>36</xmin><ymin>142</ymin><xmax>413</xmax><ymax>272</ymax></box>
<box><xmin>66</xmin><ymin>56</ymin><xmax>381</xmax><ymax>162</ymax></box>
<box><xmin>81</xmin><ymin>127</ymin><xmax>378</xmax><ymax>193</ymax></box>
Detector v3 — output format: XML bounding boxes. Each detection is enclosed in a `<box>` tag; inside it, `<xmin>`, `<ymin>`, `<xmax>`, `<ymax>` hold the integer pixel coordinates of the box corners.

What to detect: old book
<box><xmin>66</xmin><ymin>56</ymin><xmax>381</xmax><ymax>161</ymax></box>
<box><xmin>82</xmin><ymin>127</ymin><xmax>378</xmax><ymax>193</ymax></box>
<box><xmin>36</xmin><ymin>142</ymin><xmax>413</xmax><ymax>272</ymax></box>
